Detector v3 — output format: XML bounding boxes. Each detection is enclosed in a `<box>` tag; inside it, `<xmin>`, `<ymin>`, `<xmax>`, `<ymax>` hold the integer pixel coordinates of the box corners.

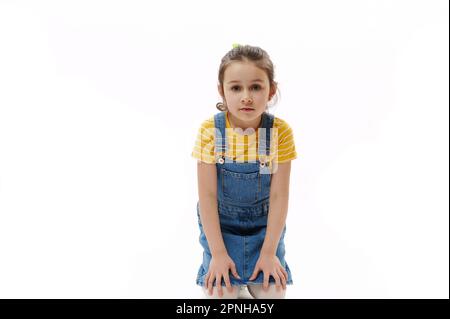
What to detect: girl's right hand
<box><xmin>205</xmin><ymin>252</ymin><xmax>241</xmax><ymax>297</ymax></box>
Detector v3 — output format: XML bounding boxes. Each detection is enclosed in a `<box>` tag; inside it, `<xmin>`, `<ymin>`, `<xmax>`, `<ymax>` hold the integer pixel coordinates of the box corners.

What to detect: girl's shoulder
<box><xmin>194</xmin><ymin>115</ymin><xmax>216</xmax><ymax>143</ymax></box>
<box><xmin>272</xmin><ymin>115</ymin><xmax>290</xmax><ymax>127</ymax></box>
<box><xmin>272</xmin><ymin>116</ymin><xmax>294</xmax><ymax>139</ymax></box>
<box><xmin>272</xmin><ymin>115</ymin><xmax>298</xmax><ymax>162</ymax></box>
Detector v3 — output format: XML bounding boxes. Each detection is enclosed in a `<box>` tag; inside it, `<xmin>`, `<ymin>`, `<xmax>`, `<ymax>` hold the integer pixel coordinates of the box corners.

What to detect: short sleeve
<box><xmin>191</xmin><ymin>117</ymin><xmax>216</xmax><ymax>164</ymax></box>
<box><xmin>274</xmin><ymin>119</ymin><xmax>297</xmax><ymax>163</ymax></box>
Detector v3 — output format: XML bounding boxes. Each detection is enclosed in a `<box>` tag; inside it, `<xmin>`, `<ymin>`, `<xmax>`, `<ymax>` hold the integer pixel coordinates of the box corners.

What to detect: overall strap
<box><xmin>214</xmin><ymin>112</ymin><xmax>227</xmax><ymax>164</ymax></box>
<box><xmin>258</xmin><ymin>112</ymin><xmax>275</xmax><ymax>159</ymax></box>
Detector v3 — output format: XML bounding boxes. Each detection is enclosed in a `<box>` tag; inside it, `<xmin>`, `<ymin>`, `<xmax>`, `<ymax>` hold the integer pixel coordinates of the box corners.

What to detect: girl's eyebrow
<box><xmin>227</xmin><ymin>79</ymin><xmax>264</xmax><ymax>84</ymax></box>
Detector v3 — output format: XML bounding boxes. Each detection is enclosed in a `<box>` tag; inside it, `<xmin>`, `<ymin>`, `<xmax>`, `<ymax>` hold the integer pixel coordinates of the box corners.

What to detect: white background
<box><xmin>0</xmin><ymin>0</ymin><xmax>448</xmax><ymax>298</ymax></box>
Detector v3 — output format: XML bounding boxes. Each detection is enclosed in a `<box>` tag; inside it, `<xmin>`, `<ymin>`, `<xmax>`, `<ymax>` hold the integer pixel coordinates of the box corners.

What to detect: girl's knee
<box><xmin>201</xmin><ymin>286</ymin><xmax>239</xmax><ymax>299</ymax></box>
<box><xmin>247</xmin><ymin>284</ymin><xmax>286</xmax><ymax>299</ymax></box>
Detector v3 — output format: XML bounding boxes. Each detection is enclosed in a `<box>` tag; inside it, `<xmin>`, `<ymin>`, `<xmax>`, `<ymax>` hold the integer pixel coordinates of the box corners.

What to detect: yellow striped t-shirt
<box><xmin>191</xmin><ymin>111</ymin><xmax>297</xmax><ymax>164</ymax></box>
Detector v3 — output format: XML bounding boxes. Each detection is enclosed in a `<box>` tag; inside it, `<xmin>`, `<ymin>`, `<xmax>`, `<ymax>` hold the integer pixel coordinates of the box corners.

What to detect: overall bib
<box><xmin>196</xmin><ymin>111</ymin><xmax>293</xmax><ymax>287</ymax></box>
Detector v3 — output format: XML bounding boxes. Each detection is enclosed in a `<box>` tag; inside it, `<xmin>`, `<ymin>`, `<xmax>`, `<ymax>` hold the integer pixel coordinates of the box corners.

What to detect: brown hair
<box><xmin>216</xmin><ymin>44</ymin><xmax>280</xmax><ymax>111</ymax></box>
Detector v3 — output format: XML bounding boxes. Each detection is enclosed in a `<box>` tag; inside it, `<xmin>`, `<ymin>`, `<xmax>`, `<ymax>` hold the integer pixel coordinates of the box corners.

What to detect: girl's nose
<box><xmin>241</xmin><ymin>97</ymin><xmax>253</xmax><ymax>104</ymax></box>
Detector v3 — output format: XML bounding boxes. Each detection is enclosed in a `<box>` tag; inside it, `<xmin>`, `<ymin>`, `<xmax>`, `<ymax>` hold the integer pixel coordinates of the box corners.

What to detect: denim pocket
<box><xmin>221</xmin><ymin>168</ymin><xmax>259</xmax><ymax>204</ymax></box>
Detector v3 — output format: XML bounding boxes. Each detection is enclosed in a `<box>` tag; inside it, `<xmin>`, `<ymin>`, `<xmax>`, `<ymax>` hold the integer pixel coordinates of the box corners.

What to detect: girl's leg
<box><xmin>201</xmin><ymin>286</ymin><xmax>239</xmax><ymax>299</ymax></box>
<box><xmin>247</xmin><ymin>284</ymin><xmax>286</xmax><ymax>299</ymax></box>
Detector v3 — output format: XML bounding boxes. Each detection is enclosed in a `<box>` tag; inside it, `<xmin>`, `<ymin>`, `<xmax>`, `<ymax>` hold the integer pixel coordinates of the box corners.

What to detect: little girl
<box><xmin>192</xmin><ymin>44</ymin><xmax>297</xmax><ymax>299</ymax></box>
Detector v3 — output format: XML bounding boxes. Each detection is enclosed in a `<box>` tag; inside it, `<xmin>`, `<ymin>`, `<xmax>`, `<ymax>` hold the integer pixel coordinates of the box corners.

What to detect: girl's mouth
<box><xmin>240</xmin><ymin>108</ymin><xmax>255</xmax><ymax>112</ymax></box>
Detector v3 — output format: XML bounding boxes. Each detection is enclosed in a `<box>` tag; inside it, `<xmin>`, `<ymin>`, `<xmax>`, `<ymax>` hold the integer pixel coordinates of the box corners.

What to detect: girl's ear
<box><xmin>269</xmin><ymin>82</ymin><xmax>277</xmax><ymax>100</ymax></box>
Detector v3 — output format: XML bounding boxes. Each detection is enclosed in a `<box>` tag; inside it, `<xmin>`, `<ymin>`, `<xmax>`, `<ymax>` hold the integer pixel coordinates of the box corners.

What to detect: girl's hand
<box><xmin>249</xmin><ymin>253</ymin><xmax>288</xmax><ymax>291</ymax></box>
<box><xmin>205</xmin><ymin>252</ymin><xmax>241</xmax><ymax>297</ymax></box>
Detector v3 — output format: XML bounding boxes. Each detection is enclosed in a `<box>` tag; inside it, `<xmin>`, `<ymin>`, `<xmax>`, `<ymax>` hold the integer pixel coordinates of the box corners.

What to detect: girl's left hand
<box><xmin>248</xmin><ymin>253</ymin><xmax>288</xmax><ymax>291</ymax></box>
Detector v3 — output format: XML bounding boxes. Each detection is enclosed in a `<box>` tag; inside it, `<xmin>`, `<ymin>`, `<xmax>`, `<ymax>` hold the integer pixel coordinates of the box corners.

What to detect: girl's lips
<box><xmin>240</xmin><ymin>108</ymin><xmax>255</xmax><ymax>112</ymax></box>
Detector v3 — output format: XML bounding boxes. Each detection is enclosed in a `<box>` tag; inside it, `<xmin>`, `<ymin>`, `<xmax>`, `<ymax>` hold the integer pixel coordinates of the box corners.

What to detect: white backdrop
<box><xmin>0</xmin><ymin>0</ymin><xmax>448</xmax><ymax>299</ymax></box>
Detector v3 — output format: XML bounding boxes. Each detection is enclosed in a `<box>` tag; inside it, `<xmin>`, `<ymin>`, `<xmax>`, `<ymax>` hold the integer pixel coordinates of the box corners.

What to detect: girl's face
<box><xmin>219</xmin><ymin>61</ymin><xmax>276</xmax><ymax>130</ymax></box>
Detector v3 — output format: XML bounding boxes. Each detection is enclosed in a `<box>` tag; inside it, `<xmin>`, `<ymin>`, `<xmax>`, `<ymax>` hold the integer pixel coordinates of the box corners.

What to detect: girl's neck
<box><xmin>227</xmin><ymin>111</ymin><xmax>263</xmax><ymax>134</ymax></box>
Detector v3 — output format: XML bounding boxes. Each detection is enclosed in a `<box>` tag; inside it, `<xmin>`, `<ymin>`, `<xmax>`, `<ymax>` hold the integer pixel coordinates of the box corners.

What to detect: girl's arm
<box><xmin>197</xmin><ymin>161</ymin><xmax>227</xmax><ymax>255</ymax></box>
<box><xmin>249</xmin><ymin>161</ymin><xmax>291</xmax><ymax>289</ymax></box>
<box><xmin>261</xmin><ymin>161</ymin><xmax>291</xmax><ymax>255</ymax></box>
<box><xmin>197</xmin><ymin>161</ymin><xmax>241</xmax><ymax>296</ymax></box>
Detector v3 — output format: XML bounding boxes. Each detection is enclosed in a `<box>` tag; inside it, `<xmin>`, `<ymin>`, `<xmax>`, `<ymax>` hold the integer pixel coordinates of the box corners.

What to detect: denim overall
<box><xmin>196</xmin><ymin>111</ymin><xmax>293</xmax><ymax>287</ymax></box>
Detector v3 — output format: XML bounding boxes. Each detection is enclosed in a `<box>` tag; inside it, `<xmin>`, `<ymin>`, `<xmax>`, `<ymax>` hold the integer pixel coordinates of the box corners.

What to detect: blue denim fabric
<box><xmin>196</xmin><ymin>111</ymin><xmax>293</xmax><ymax>287</ymax></box>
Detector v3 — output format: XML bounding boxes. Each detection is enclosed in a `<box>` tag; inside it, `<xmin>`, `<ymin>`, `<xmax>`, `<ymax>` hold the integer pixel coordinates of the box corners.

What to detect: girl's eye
<box><xmin>230</xmin><ymin>85</ymin><xmax>262</xmax><ymax>91</ymax></box>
